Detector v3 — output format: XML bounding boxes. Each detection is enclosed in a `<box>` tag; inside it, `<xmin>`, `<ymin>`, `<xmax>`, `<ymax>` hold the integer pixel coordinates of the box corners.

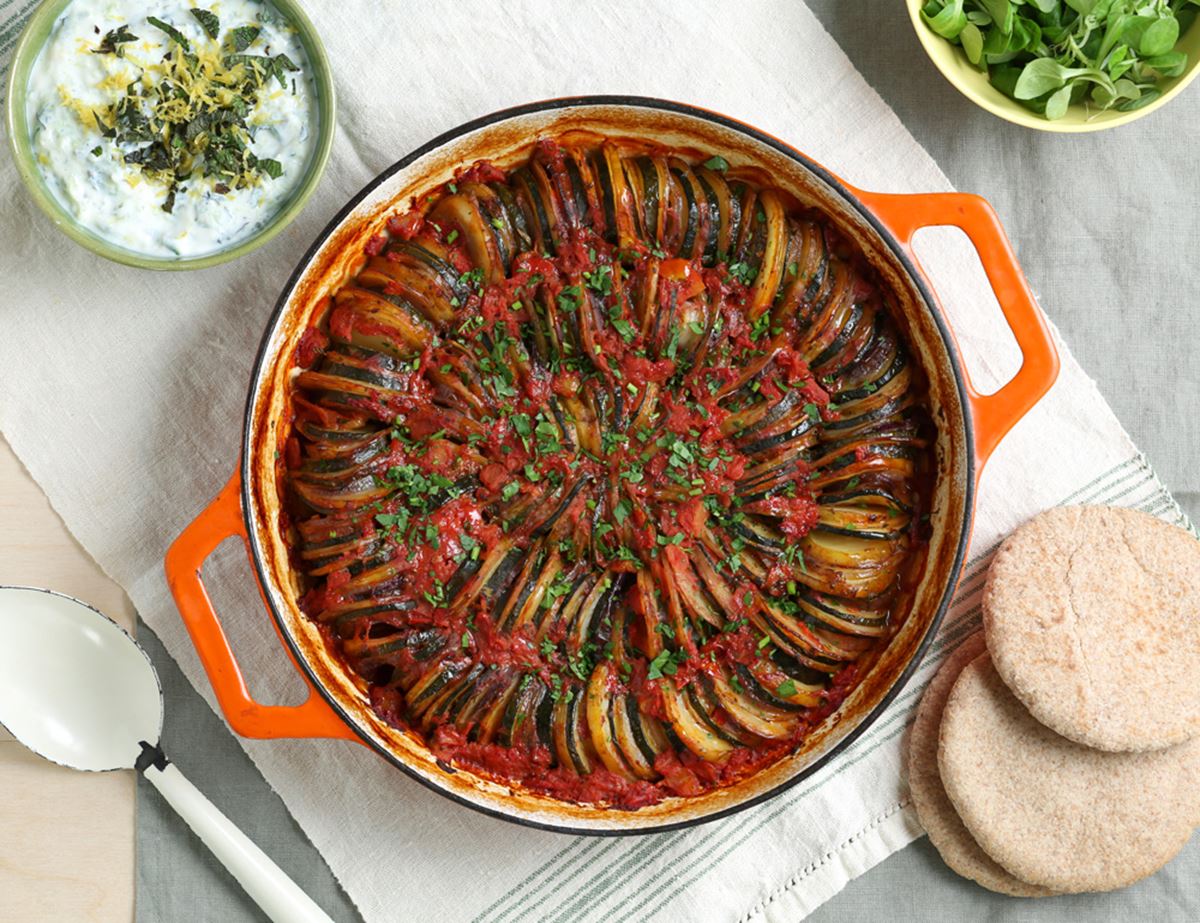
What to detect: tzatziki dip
<box><xmin>25</xmin><ymin>0</ymin><xmax>318</xmax><ymax>258</ymax></box>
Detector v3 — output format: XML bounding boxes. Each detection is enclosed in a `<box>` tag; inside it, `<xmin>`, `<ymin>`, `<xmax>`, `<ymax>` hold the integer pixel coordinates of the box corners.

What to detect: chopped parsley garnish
<box><xmin>750</xmin><ymin>312</ymin><xmax>772</xmax><ymax>342</ymax></box>
<box><xmin>583</xmin><ymin>263</ymin><xmax>613</xmax><ymax>295</ymax></box>
<box><xmin>608</xmin><ymin>306</ymin><xmax>636</xmax><ymax>343</ymax></box>
<box><xmin>647</xmin><ymin>647</ymin><xmax>689</xmax><ymax>681</ymax></box>
<box><xmin>540</xmin><ymin>572</ymin><xmax>574</xmax><ymax>610</ymax></box>
<box><xmin>548</xmin><ymin>674</ymin><xmax>574</xmax><ymax>704</ymax></box>
<box><xmin>727</xmin><ymin>261</ymin><xmax>757</xmax><ymax>286</ymax></box>
<box><xmin>511</xmin><ymin>412</ymin><xmax>532</xmax><ymax>439</ymax></box>
<box><xmin>422</xmin><ymin>579</ymin><xmax>446</xmax><ymax>607</ymax></box>
<box><xmin>461</xmin><ymin>267</ymin><xmax>486</xmax><ymax>292</ymax></box>
<box><xmin>455</xmin><ymin>534</ymin><xmax>481</xmax><ymax>563</ymax></box>
<box><xmin>557</xmin><ymin>285</ymin><xmax>581</xmax><ymax>313</ymax></box>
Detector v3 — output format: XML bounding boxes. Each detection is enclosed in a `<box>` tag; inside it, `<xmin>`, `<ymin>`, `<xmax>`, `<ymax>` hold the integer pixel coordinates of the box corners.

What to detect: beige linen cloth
<box><xmin>0</xmin><ymin>1</ymin><xmax>1187</xmax><ymax>920</ymax></box>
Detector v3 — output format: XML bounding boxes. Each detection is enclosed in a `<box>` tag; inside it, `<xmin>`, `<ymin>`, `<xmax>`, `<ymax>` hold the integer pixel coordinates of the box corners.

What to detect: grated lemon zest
<box><xmin>57</xmin><ymin>86</ymin><xmax>102</xmax><ymax>131</ymax></box>
<box><xmin>97</xmin><ymin>71</ymin><xmax>132</xmax><ymax>94</ymax></box>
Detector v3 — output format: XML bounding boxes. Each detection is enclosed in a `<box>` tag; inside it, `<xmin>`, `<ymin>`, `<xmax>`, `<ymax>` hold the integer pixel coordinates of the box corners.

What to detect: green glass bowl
<box><xmin>5</xmin><ymin>0</ymin><xmax>336</xmax><ymax>270</ymax></box>
<box><xmin>908</xmin><ymin>0</ymin><xmax>1200</xmax><ymax>133</ymax></box>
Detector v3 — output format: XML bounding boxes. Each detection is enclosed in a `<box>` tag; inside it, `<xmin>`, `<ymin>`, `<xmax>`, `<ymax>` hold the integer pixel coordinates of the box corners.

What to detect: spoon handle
<box><xmin>142</xmin><ymin>758</ymin><xmax>335</xmax><ymax>923</ymax></box>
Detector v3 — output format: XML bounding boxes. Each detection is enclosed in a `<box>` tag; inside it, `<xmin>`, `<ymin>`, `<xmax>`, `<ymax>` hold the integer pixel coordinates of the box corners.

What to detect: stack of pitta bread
<box><xmin>908</xmin><ymin>505</ymin><xmax>1200</xmax><ymax>895</ymax></box>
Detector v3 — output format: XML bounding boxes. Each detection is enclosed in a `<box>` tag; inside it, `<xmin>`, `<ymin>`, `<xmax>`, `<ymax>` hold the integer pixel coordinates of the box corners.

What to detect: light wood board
<box><xmin>0</xmin><ymin>435</ymin><xmax>135</xmax><ymax>922</ymax></box>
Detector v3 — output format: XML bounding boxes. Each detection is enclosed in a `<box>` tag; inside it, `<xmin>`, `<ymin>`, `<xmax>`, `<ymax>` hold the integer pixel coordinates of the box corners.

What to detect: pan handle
<box><xmin>165</xmin><ymin>469</ymin><xmax>358</xmax><ymax>742</ymax></box>
<box><xmin>850</xmin><ymin>190</ymin><xmax>1059</xmax><ymax>471</ymax></box>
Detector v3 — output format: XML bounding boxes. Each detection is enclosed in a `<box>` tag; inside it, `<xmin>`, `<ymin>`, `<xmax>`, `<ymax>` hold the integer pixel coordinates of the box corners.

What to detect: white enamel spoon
<box><xmin>0</xmin><ymin>586</ymin><xmax>334</xmax><ymax>923</ymax></box>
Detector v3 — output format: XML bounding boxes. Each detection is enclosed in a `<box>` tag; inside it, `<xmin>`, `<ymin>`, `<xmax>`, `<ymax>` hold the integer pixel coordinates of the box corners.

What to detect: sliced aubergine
<box><xmin>284</xmin><ymin>136</ymin><xmax>931</xmax><ymax>807</ymax></box>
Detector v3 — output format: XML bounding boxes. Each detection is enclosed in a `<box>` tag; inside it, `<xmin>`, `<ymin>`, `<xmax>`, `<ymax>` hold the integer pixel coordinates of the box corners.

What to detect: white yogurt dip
<box><xmin>25</xmin><ymin>0</ymin><xmax>318</xmax><ymax>258</ymax></box>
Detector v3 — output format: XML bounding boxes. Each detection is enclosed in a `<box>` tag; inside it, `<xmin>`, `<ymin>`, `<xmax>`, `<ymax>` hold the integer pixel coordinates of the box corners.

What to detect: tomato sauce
<box><xmin>282</xmin><ymin>137</ymin><xmax>930</xmax><ymax>810</ymax></box>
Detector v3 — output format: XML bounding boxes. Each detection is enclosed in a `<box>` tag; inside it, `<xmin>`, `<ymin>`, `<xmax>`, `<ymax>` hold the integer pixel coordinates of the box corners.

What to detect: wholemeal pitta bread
<box><xmin>907</xmin><ymin>632</ymin><xmax>1055</xmax><ymax>897</ymax></box>
<box><xmin>984</xmin><ymin>505</ymin><xmax>1200</xmax><ymax>752</ymax></box>
<box><xmin>939</xmin><ymin>652</ymin><xmax>1200</xmax><ymax>893</ymax></box>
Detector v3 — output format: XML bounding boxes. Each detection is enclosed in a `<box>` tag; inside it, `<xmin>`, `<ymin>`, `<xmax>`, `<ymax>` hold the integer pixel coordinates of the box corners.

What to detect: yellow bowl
<box><xmin>906</xmin><ymin>0</ymin><xmax>1200</xmax><ymax>132</ymax></box>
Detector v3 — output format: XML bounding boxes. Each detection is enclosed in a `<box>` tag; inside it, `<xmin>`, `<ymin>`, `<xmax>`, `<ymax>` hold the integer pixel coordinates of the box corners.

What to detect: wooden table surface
<box><xmin>0</xmin><ymin>435</ymin><xmax>135</xmax><ymax>922</ymax></box>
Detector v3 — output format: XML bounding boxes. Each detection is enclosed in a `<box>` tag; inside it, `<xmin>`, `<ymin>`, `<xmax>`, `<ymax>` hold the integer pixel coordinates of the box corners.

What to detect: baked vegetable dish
<box><xmin>283</xmin><ymin>136</ymin><xmax>931</xmax><ymax>808</ymax></box>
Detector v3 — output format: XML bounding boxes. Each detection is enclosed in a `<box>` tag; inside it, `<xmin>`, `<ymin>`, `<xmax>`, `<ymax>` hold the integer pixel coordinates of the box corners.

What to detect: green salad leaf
<box><xmin>920</xmin><ymin>0</ymin><xmax>1198</xmax><ymax>120</ymax></box>
<box><xmin>923</xmin><ymin>0</ymin><xmax>968</xmax><ymax>39</ymax></box>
